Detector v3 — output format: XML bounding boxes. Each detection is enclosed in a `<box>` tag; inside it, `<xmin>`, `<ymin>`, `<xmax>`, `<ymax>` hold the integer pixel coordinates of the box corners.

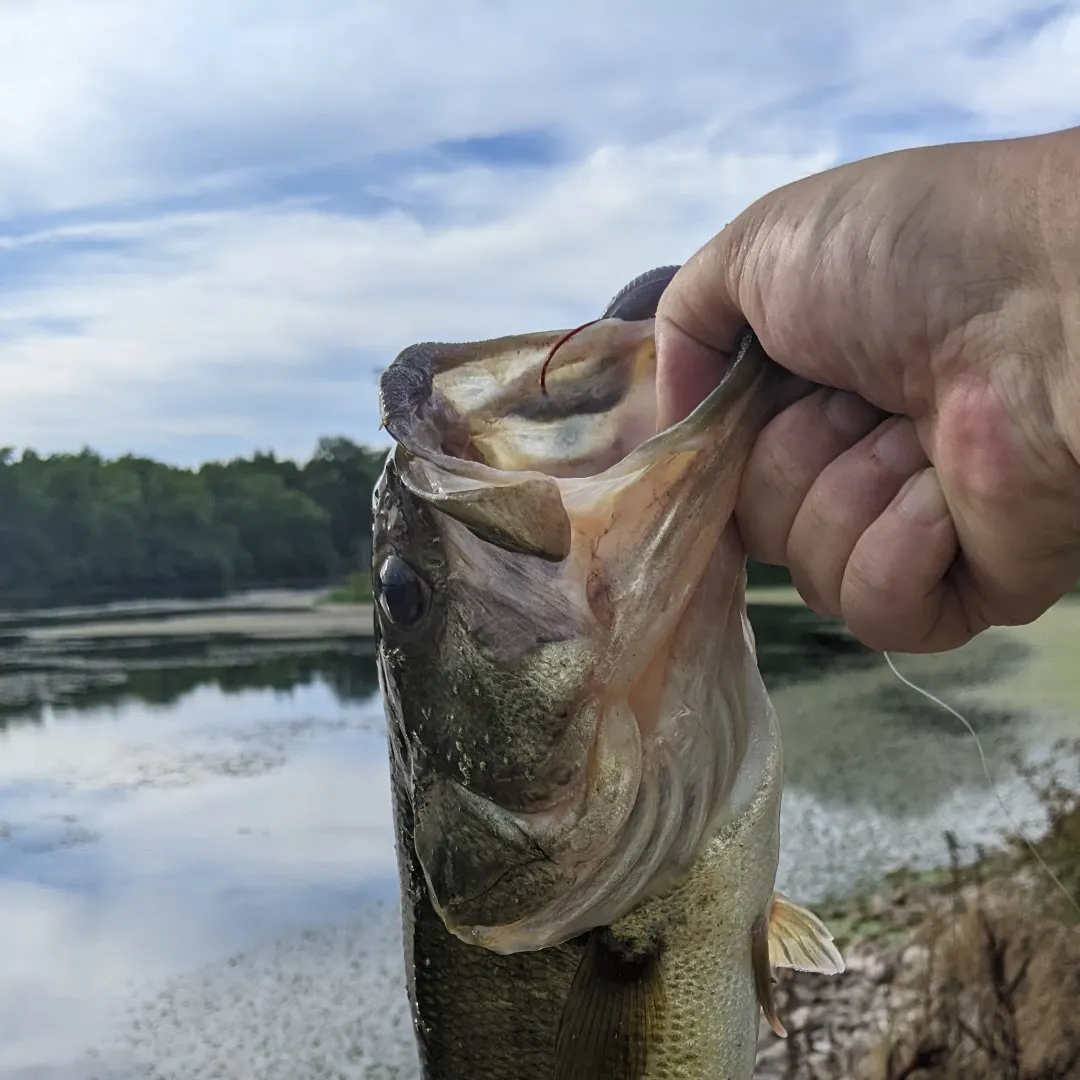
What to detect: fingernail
<box><xmin>826</xmin><ymin>390</ymin><xmax>880</xmax><ymax>437</ymax></box>
<box><xmin>874</xmin><ymin>418</ymin><xmax>928</xmax><ymax>475</ymax></box>
<box><xmin>896</xmin><ymin>467</ymin><xmax>947</xmax><ymax>524</ymax></box>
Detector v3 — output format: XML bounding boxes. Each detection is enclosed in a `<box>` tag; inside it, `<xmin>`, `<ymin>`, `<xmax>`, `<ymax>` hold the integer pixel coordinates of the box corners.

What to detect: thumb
<box><xmin>654</xmin><ymin>224</ymin><xmax>756</xmax><ymax>429</ymax></box>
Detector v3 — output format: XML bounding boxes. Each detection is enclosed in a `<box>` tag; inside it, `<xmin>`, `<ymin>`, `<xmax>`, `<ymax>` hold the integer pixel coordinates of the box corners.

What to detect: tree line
<box><xmin>0</xmin><ymin>437</ymin><xmax>386</xmax><ymax>608</ymax></box>
<box><xmin>0</xmin><ymin>436</ymin><xmax>794</xmax><ymax>609</ymax></box>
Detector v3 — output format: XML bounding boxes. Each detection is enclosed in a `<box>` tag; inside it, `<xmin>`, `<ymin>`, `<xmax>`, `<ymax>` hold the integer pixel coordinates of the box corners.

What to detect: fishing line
<box><xmin>882</xmin><ymin>650</ymin><xmax>1079</xmax><ymax>916</ymax></box>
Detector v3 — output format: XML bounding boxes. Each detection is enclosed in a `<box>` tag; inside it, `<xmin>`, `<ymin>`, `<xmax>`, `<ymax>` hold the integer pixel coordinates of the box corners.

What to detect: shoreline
<box><xmin>21</xmin><ymin>602</ymin><xmax>375</xmax><ymax>643</ymax></box>
<box><xmin>16</xmin><ymin>586</ymin><xmax>1076</xmax><ymax>655</ymax></box>
<box><xmin>5</xmin><ymin>584</ymin><xmax>810</xmax><ymax>645</ymax></box>
<box><xmin>753</xmin><ymin>826</ymin><xmax>1080</xmax><ymax>1078</ymax></box>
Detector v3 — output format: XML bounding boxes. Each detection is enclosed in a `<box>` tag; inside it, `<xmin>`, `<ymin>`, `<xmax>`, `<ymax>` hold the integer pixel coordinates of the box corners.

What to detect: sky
<box><xmin>1</xmin><ymin>0</ymin><xmax>1078</xmax><ymax>467</ymax></box>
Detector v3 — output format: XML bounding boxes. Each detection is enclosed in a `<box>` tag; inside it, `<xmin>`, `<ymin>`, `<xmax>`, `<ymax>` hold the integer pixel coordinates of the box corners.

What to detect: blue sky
<box><xmin>1</xmin><ymin>0</ymin><xmax>1078</xmax><ymax>466</ymax></box>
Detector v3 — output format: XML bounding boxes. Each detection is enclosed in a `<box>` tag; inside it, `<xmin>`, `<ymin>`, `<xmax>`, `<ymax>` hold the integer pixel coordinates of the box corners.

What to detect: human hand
<box><xmin>655</xmin><ymin>129</ymin><xmax>1080</xmax><ymax>653</ymax></box>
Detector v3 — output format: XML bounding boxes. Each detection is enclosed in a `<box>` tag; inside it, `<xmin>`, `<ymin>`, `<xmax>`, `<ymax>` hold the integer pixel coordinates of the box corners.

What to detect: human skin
<box><xmin>654</xmin><ymin>126</ymin><xmax>1080</xmax><ymax>654</ymax></box>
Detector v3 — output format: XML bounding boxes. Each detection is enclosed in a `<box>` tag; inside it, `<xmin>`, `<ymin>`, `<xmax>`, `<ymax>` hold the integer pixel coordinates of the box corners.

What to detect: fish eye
<box><xmin>377</xmin><ymin>555</ymin><xmax>430</xmax><ymax>629</ymax></box>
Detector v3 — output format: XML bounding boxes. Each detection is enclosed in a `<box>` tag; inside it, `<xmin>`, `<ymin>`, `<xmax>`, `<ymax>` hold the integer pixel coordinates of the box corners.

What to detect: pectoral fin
<box><xmin>752</xmin><ymin>892</ymin><xmax>846</xmax><ymax>1039</ymax></box>
<box><xmin>554</xmin><ymin>927</ymin><xmax>665</xmax><ymax>1080</ymax></box>
<box><xmin>767</xmin><ymin>893</ymin><xmax>845</xmax><ymax>976</ymax></box>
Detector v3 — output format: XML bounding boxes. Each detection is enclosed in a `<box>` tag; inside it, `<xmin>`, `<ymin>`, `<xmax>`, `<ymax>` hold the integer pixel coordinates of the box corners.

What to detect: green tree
<box><xmin>0</xmin><ymin>436</ymin><xmax>385</xmax><ymax>608</ymax></box>
<box><xmin>300</xmin><ymin>437</ymin><xmax>386</xmax><ymax>567</ymax></box>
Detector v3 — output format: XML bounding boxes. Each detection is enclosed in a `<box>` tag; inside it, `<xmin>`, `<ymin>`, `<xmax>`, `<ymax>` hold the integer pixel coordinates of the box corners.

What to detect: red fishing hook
<box><xmin>538</xmin><ymin>319</ymin><xmax>601</xmax><ymax>396</ymax></box>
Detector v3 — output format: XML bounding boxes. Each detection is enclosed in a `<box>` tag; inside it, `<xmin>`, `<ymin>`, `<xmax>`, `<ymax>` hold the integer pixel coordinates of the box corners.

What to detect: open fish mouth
<box><xmin>376</xmin><ymin>280</ymin><xmax>794</xmax><ymax>955</ymax></box>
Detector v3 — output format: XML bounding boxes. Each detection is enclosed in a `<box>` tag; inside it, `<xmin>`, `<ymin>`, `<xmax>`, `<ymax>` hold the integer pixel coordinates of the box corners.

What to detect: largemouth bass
<box><xmin>372</xmin><ymin>266</ymin><xmax>844</xmax><ymax>1079</ymax></box>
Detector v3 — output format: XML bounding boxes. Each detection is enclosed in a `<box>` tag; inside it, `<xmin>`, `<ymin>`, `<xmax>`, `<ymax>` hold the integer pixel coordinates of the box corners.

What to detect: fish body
<box><xmin>373</xmin><ymin>267</ymin><xmax>843</xmax><ymax>1078</ymax></box>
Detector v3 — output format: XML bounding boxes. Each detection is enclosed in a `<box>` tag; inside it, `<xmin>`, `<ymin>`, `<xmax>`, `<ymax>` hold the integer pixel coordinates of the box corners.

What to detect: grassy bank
<box><xmin>324</xmin><ymin>571</ymin><xmax>373</xmax><ymax>604</ymax></box>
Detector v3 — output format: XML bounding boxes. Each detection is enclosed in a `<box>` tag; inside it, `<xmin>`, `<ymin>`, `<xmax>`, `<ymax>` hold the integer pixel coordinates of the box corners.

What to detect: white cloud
<box><xmin>0</xmin><ymin>138</ymin><xmax>835</xmax><ymax>461</ymax></box>
<box><xmin>1</xmin><ymin>0</ymin><xmax>1079</xmax><ymax>461</ymax></box>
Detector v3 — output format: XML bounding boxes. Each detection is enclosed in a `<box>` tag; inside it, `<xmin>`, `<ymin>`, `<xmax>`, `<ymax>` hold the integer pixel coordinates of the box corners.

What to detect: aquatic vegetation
<box><xmin>752</xmin><ymin>745</ymin><xmax>1080</xmax><ymax>1079</ymax></box>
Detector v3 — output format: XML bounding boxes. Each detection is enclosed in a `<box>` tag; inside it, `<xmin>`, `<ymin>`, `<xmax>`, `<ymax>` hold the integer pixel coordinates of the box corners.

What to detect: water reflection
<box><xmin>73</xmin><ymin>648</ymin><xmax>382</xmax><ymax>713</ymax></box>
<box><xmin>750</xmin><ymin>602</ymin><xmax>884</xmax><ymax>687</ymax></box>
<box><xmin>0</xmin><ymin>669</ymin><xmax>399</xmax><ymax>1077</ymax></box>
<box><xmin>0</xmin><ymin>642</ymin><xmax>380</xmax><ymax>727</ymax></box>
<box><xmin>776</xmin><ymin>628</ymin><xmax>1038</xmax><ymax>810</ymax></box>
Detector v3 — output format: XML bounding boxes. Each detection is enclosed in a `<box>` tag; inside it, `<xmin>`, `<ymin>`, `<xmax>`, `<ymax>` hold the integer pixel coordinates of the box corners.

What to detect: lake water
<box><xmin>1</xmin><ymin>600</ymin><xmax>1078</xmax><ymax>1078</ymax></box>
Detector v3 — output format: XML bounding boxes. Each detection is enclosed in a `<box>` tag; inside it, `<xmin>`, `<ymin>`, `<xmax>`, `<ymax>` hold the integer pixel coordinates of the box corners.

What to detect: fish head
<box><xmin>373</xmin><ymin>266</ymin><xmax>797</xmax><ymax>955</ymax></box>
